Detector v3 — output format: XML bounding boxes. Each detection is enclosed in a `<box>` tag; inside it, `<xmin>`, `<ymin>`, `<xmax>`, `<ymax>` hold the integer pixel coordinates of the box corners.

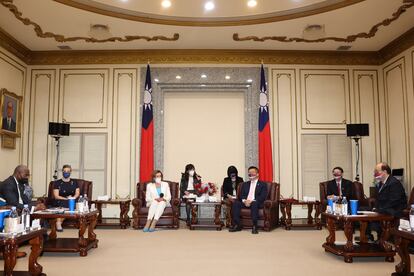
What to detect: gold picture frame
<box><xmin>0</xmin><ymin>88</ymin><xmax>23</xmax><ymax>137</ymax></box>
<box><xmin>1</xmin><ymin>134</ymin><xmax>16</xmax><ymax>149</ymax></box>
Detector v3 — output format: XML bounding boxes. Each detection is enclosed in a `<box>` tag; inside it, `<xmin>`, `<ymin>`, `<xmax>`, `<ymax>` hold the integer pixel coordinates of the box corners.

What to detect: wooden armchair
<box><xmin>352</xmin><ymin>181</ymin><xmax>376</xmax><ymax>210</ymax></box>
<box><xmin>402</xmin><ymin>186</ymin><xmax>414</xmax><ymax>219</ymax></box>
<box><xmin>131</xmin><ymin>181</ymin><xmax>180</xmax><ymax>229</ymax></box>
<box><xmin>226</xmin><ymin>182</ymin><xmax>280</xmax><ymax>231</ymax></box>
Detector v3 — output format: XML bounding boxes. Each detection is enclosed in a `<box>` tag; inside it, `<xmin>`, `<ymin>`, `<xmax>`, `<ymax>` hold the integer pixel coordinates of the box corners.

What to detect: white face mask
<box><xmin>188</xmin><ymin>170</ymin><xmax>195</xmax><ymax>177</ymax></box>
<box><xmin>155</xmin><ymin>177</ymin><xmax>162</xmax><ymax>184</ymax></box>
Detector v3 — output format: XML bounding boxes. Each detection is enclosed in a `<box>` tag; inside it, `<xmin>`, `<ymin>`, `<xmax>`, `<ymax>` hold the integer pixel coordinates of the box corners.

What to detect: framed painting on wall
<box><xmin>0</xmin><ymin>88</ymin><xmax>23</xmax><ymax>137</ymax></box>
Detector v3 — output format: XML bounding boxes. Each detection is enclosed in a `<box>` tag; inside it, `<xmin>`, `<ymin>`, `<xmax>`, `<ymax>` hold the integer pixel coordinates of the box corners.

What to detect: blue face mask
<box><xmin>63</xmin><ymin>172</ymin><xmax>71</xmax><ymax>179</ymax></box>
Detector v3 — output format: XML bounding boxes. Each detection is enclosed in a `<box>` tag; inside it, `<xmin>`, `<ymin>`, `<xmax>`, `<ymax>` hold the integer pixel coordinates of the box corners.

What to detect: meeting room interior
<box><xmin>1</xmin><ymin>0</ymin><xmax>414</xmax><ymax>275</ymax></box>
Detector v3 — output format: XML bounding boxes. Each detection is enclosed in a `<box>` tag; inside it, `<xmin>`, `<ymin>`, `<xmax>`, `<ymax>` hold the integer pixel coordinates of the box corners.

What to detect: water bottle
<box><xmin>22</xmin><ymin>204</ymin><xmax>31</xmax><ymax>231</ymax></box>
<box><xmin>77</xmin><ymin>195</ymin><xmax>84</xmax><ymax>213</ymax></box>
<box><xmin>341</xmin><ymin>197</ymin><xmax>348</xmax><ymax>215</ymax></box>
<box><xmin>409</xmin><ymin>205</ymin><xmax>414</xmax><ymax>230</ymax></box>
<box><xmin>83</xmin><ymin>194</ymin><xmax>89</xmax><ymax>212</ymax></box>
<box><xmin>10</xmin><ymin>206</ymin><xmax>18</xmax><ymax>218</ymax></box>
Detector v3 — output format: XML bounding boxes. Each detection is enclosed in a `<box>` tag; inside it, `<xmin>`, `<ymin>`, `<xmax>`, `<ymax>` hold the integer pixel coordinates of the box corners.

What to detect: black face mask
<box><xmin>18</xmin><ymin>178</ymin><xmax>29</xmax><ymax>185</ymax></box>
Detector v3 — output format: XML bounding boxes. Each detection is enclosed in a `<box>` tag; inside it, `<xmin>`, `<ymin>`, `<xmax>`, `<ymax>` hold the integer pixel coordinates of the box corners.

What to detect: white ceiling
<box><xmin>0</xmin><ymin>0</ymin><xmax>412</xmax><ymax>51</ymax></box>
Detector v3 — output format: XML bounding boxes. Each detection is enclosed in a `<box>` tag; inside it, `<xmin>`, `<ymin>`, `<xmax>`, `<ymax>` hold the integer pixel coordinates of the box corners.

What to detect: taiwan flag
<box><xmin>258</xmin><ymin>64</ymin><xmax>273</xmax><ymax>182</ymax></box>
<box><xmin>139</xmin><ymin>64</ymin><xmax>154</xmax><ymax>182</ymax></box>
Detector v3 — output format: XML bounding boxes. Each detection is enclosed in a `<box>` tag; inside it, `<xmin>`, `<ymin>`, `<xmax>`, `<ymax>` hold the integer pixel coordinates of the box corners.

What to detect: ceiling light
<box><xmin>120</xmin><ymin>0</ymin><xmax>128</xmax><ymax>2</ymax></box>
<box><xmin>247</xmin><ymin>79</ymin><xmax>253</xmax><ymax>83</ymax></box>
<box><xmin>161</xmin><ymin>0</ymin><xmax>171</xmax><ymax>8</ymax></box>
<box><xmin>201</xmin><ymin>84</ymin><xmax>206</xmax><ymax>87</ymax></box>
<box><xmin>176</xmin><ymin>75</ymin><xmax>181</xmax><ymax>79</ymax></box>
<box><xmin>303</xmin><ymin>24</ymin><xmax>325</xmax><ymax>40</ymax></box>
<box><xmin>246</xmin><ymin>85</ymin><xmax>250</xmax><ymax>87</ymax></box>
<box><xmin>225</xmin><ymin>75</ymin><xmax>231</xmax><ymax>80</ymax></box>
<box><xmin>247</xmin><ymin>0</ymin><xmax>257</xmax><ymax>7</ymax></box>
<box><xmin>204</xmin><ymin>1</ymin><xmax>215</xmax><ymax>11</ymax></box>
<box><xmin>201</xmin><ymin>74</ymin><xmax>207</xmax><ymax>78</ymax></box>
<box><xmin>88</xmin><ymin>24</ymin><xmax>112</xmax><ymax>40</ymax></box>
<box><xmin>154</xmin><ymin>78</ymin><xmax>159</xmax><ymax>82</ymax></box>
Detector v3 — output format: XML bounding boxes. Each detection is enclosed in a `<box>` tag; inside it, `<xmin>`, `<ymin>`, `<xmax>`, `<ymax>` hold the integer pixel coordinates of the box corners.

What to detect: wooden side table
<box><xmin>322</xmin><ymin>212</ymin><xmax>395</xmax><ymax>263</ymax></box>
<box><xmin>91</xmin><ymin>199</ymin><xmax>131</xmax><ymax>229</ymax></box>
<box><xmin>189</xmin><ymin>202</ymin><xmax>223</xmax><ymax>231</ymax></box>
<box><xmin>391</xmin><ymin>228</ymin><xmax>414</xmax><ymax>276</ymax></box>
<box><xmin>280</xmin><ymin>199</ymin><xmax>321</xmax><ymax>230</ymax></box>
<box><xmin>0</xmin><ymin>228</ymin><xmax>47</xmax><ymax>276</ymax></box>
<box><xmin>32</xmin><ymin>210</ymin><xmax>98</xmax><ymax>257</ymax></box>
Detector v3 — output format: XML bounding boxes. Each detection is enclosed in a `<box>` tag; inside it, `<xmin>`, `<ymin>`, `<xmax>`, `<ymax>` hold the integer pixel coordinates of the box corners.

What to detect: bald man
<box><xmin>0</xmin><ymin>165</ymin><xmax>44</xmax><ymax>210</ymax></box>
<box><xmin>2</xmin><ymin>101</ymin><xmax>16</xmax><ymax>132</ymax></box>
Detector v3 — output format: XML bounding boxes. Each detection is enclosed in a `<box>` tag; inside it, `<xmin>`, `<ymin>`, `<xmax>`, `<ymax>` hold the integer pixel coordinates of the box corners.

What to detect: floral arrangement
<box><xmin>194</xmin><ymin>182</ymin><xmax>217</xmax><ymax>196</ymax></box>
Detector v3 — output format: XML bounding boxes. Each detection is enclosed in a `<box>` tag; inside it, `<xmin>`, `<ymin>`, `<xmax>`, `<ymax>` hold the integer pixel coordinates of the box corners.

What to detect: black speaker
<box><xmin>48</xmin><ymin>122</ymin><xmax>70</xmax><ymax>137</ymax></box>
<box><xmin>346</xmin><ymin>124</ymin><xmax>369</xmax><ymax>137</ymax></box>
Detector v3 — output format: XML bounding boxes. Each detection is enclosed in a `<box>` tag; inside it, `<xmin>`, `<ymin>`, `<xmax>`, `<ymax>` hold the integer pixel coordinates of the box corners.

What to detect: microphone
<box><xmin>159</xmin><ymin>193</ymin><xmax>164</xmax><ymax>198</ymax></box>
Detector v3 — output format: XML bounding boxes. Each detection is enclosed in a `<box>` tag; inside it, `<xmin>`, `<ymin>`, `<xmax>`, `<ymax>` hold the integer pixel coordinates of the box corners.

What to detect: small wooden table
<box><xmin>0</xmin><ymin>228</ymin><xmax>46</xmax><ymax>276</ymax></box>
<box><xmin>322</xmin><ymin>212</ymin><xmax>395</xmax><ymax>263</ymax></box>
<box><xmin>91</xmin><ymin>199</ymin><xmax>131</xmax><ymax>229</ymax></box>
<box><xmin>189</xmin><ymin>202</ymin><xmax>223</xmax><ymax>231</ymax></box>
<box><xmin>391</xmin><ymin>228</ymin><xmax>414</xmax><ymax>276</ymax></box>
<box><xmin>280</xmin><ymin>199</ymin><xmax>322</xmax><ymax>230</ymax></box>
<box><xmin>31</xmin><ymin>210</ymin><xmax>98</xmax><ymax>257</ymax></box>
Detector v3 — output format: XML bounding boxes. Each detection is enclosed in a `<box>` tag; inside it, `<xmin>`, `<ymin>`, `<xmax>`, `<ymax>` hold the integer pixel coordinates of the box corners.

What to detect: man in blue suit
<box><xmin>229</xmin><ymin>166</ymin><xmax>268</xmax><ymax>234</ymax></box>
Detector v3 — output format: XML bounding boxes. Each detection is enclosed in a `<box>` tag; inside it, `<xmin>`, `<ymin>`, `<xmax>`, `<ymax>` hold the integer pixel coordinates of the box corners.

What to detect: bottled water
<box><xmin>78</xmin><ymin>196</ymin><xmax>84</xmax><ymax>213</ymax></box>
<box><xmin>83</xmin><ymin>194</ymin><xmax>89</xmax><ymax>212</ymax></box>
<box><xmin>22</xmin><ymin>204</ymin><xmax>31</xmax><ymax>231</ymax></box>
<box><xmin>10</xmin><ymin>206</ymin><xmax>18</xmax><ymax>218</ymax></box>
<box><xmin>409</xmin><ymin>205</ymin><xmax>414</xmax><ymax>230</ymax></box>
<box><xmin>341</xmin><ymin>197</ymin><xmax>348</xmax><ymax>215</ymax></box>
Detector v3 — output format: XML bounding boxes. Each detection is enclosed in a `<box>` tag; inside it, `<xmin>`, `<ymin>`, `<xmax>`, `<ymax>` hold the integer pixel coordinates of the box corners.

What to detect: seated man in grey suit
<box><xmin>229</xmin><ymin>166</ymin><xmax>268</xmax><ymax>234</ymax></box>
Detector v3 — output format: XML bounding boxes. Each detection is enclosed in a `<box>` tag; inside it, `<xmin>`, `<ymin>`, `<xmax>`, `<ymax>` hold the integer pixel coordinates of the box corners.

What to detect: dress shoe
<box><xmin>16</xmin><ymin>252</ymin><xmax>27</xmax><ymax>258</ymax></box>
<box><xmin>229</xmin><ymin>225</ymin><xmax>242</xmax><ymax>232</ymax></box>
<box><xmin>252</xmin><ymin>225</ymin><xmax>258</xmax><ymax>234</ymax></box>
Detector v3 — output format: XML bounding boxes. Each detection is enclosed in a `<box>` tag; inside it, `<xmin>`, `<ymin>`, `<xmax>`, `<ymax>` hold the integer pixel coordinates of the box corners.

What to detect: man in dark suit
<box><xmin>229</xmin><ymin>166</ymin><xmax>268</xmax><ymax>234</ymax></box>
<box><xmin>326</xmin><ymin>167</ymin><xmax>353</xmax><ymax>200</ymax></box>
<box><xmin>0</xmin><ymin>165</ymin><xmax>44</xmax><ymax>210</ymax></box>
<box><xmin>2</xmin><ymin>101</ymin><xmax>16</xmax><ymax>132</ymax></box>
<box><xmin>368</xmin><ymin>162</ymin><xmax>407</xmax><ymax>240</ymax></box>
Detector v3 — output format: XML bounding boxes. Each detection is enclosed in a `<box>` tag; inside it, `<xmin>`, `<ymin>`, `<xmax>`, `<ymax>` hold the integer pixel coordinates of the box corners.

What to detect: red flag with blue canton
<box><xmin>258</xmin><ymin>64</ymin><xmax>273</xmax><ymax>182</ymax></box>
<box><xmin>139</xmin><ymin>64</ymin><xmax>154</xmax><ymax>182</ymax></box>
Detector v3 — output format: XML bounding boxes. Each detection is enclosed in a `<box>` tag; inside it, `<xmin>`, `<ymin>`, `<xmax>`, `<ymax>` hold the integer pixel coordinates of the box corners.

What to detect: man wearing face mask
<box><xmin>222</xmin><ymin>166</ymin><xmax>244</xmax><ymax>200</ymax></box>
<box><xmin>229</xmin><ymin>166</ymin><xmax>268</xmax><ymax>234</ymax></box>
<box><xmin>366</xmin><ymin>162</ymin><xmax>407</xmax><ymax>240</ymax></box>
<box><xmin>0</xmin><ymin>165</ymin><xmax>40</xmax><ymax>209</ymax></box>
<box><xmin>326</xmin><ymin>167</ymin><xmax>353</xmax><ymax>201</ymax></box>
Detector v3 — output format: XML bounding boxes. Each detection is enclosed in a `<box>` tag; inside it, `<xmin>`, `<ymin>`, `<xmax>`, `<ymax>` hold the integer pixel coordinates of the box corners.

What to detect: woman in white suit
<box><xmin>143</xmin><ymin>170</ymin><xmax>171</xmax><ymax>232</ymax></box>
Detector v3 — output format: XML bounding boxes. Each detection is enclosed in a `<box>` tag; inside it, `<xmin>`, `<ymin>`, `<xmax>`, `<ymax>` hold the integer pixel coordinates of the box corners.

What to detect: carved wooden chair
<box><xmin>226</xmin><ymin>182</ymin><xmax>280</xmax><ymax>231</ymax></box>
<box><xmin>132</xmin><ymin>181</ymin><xmax>180</xmax><ymax>229</ymax></box>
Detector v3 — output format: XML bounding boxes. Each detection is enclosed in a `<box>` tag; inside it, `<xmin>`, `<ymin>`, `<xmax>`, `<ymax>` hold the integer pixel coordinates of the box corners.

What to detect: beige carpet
<box><xmin>8</xmin><ymin>224</ymin><xmax>410</xmax><ymax>276</ymax></box>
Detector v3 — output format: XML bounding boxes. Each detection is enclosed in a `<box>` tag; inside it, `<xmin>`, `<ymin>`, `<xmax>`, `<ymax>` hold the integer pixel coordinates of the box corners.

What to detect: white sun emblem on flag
<box><xmin>259</xmin><ymin>91</ymin><xmax>268</xmax><ymax>112</ymax></box>
<box><xmin>143</xmin><ymin>85</ymin><xmax>152</xmax><ymax>110</ymax></box>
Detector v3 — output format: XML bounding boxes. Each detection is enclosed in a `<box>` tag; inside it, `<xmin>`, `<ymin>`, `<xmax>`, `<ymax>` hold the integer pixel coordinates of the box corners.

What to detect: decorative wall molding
<box><xmin>53</xmin><ymin>0</ymin><xmax>365</xmax><ymax>27</ymax></box>
<box><xmin>233</xmin><ymin>2</ymin><xmax>414</xmax><ymax>43</ymax></box>
<box><xmin>0</xmin><ymin>0</ymin><xmax>179</xmax><ymax>43</ymax></box>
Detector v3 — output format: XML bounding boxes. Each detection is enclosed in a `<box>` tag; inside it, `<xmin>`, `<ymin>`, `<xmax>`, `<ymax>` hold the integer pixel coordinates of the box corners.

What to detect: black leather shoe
<box><xmin>229</xmin><ymin>225</ymin><xmax>242</xmax><ymax>232</ymax></box>
<box><xmin>252</xmin><ymin>225</ymin><xmax>258</xmax><ymax>234</ymax></box>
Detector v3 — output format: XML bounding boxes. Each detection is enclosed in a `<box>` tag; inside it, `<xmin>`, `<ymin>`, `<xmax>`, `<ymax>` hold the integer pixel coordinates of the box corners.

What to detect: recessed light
<box><xmin>201</xmin><ymin>84</ymin><xmax>206</xmax><ymax>87</ymax></box>
<box><xmin>246</xmin><ymin>85</ymin><xmax>250</xmax><ymax>87</ymax></box>
<box><xmin>120</xmin><ymin>0</ymin><xmax>128</xmax><ymax>2</ymax></box>
<box><xmin>225</xmin><ymin>75</ymin><xmax>231</xmax><ymax>80</ymax></box>
<box><xmin>204</xmin><ymin>1</ymin><xmax>215</xmax><ymax>11</ymax></box>
<box><xmin>247</xmin><ymin>79</ymin><xmax>253</xmax><ymax>83</ymax></box>
<box><xmin>176</xmin><ymin>75</ymin><xmax>181</xmax><ymax>79</ymax></box>
<box><xmin>161</xmin><ymin>0</ymin><xmax>171</xmax><ymax>8</ymax></box>
<box><xmin>201</xmin><ymin>74</ymin><xmax>207</xmax><ymax>78</ymax></box>
<box><xmin>247</xmin><ymin>0</ymin><xmax>257</xmax><ymax>7</ymax></box>
<box><xmin>154</xmin><ymin>78</ymin><xmax>159</xmax><ymax>82</ymax></box>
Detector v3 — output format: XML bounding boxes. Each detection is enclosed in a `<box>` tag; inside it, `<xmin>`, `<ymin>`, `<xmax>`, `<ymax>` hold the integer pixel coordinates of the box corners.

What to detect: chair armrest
<box><xmin>132</xmin><ymin>198</ymin><xmax>143</xmax><ymax>208</ymax></box>
<box><xmin>264</xmin><ymin>200</ymin><xmax>278</xmax><ymax>210</ymax></box>
<box><xmin>37</xmin><ymin>197</ymin><xmax>48</xmax><ymax>204</ymax></box>
<box><xmin>171</xmin><ymin>198</ymin><xmax>181</xmax><ymax>207</ymax></box>
<box><xmin>367</xmin><ymin>197</ymin><xmax>376</xmax><ymax>209</ymax></box>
